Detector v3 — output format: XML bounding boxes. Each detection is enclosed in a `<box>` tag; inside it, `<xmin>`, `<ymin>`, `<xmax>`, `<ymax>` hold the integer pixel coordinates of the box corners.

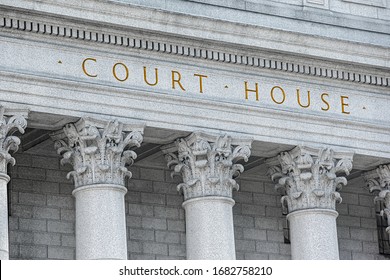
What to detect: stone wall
<box><xmin>125</xmin><ymin>165</ymin><xmax>186</xmax><ymax>260</ymax></box>
<box><xmin>233</xmin><ymin>178</ymin><xmax>291</xmax><ymax>260</ymax></box>
<box><xmin>8</xmin><ymin>151</ymin><xmax>75</xmax><ymax>260</ymax></box>
<box><xmin>7</xmin><ymin>149</ymin><xmax>389</xmax><ymax>260</ymax></box>
<box><xmin>336</xmin><ymin>176</ymin><xmax>389</xmax><ymax>260</ymax></box>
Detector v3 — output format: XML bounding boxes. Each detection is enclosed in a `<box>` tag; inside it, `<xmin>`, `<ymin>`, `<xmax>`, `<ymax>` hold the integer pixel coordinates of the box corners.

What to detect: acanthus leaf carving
<box><xmin>363</xmin><ymin>164</ymin><xmax>390</xmax><ymax>235</ymax></box>
<box><xmin>0</xmin><ymin>107</ymin><xmax>27</xmax><ymax>172</ymax></box>
<box><xmin>162</xmin><ymin>132</ymin><xmax>252</xmax><ymax>201</ymax></box>
<box><xmin>266</xmin><ymin>146</ymin><xmax>353</xmax><ymax>213</ymax></box>
<box><xmin>52</xmin><ymin>118</ymin><xmax>143</xmax><ymax>188</ymax></box>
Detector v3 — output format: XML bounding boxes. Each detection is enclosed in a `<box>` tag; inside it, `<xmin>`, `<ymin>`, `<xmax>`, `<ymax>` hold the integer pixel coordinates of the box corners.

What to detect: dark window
<box><xmin>281</xmin><ymin>203</ymin><xmax>290</xmax><ymax>244</ymax></box>
<box><xmin>283</xmin><ymin>217</ymin><xmax>290</xmax><ymax>244</ymax></box>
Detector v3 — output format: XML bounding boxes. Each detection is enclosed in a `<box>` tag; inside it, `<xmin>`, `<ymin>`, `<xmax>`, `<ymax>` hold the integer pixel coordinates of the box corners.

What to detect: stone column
<box><xmin>363</xmin><ymin>164</ymin><xmax>390</xmax><ymax>237</ymax></box>
<box><xmin>51</xmin><ymin>117</ymin><xmax>143</xmax><ymax>260</ymax></box>
<box><xmin>0</xmin><ymin>107</ymin><xmax>27</xmax><ymax>260</ymax></box>
<box><xmin>267</xmin><ymin>146</ymin><xmax>353</xmax><ymax>260</ymax></box>
<box><xmin>162</xmin><ymin>132</ymin><xmax>252</xmax><ymax>260</ymax></box>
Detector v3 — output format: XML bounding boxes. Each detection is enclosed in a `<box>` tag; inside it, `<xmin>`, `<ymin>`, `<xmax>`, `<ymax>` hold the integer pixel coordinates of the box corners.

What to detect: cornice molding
<box><xmin>1</xmin><ymin>16</ymin><xmax>389</xmax><ymax>88</ymax></box>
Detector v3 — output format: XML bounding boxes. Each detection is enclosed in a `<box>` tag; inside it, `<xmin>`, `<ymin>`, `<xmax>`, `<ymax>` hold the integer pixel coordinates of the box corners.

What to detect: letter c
<box><xmin>82</xmin><ymin>58</ymin><xmax>97</xmax><ymax>77</ymax></box>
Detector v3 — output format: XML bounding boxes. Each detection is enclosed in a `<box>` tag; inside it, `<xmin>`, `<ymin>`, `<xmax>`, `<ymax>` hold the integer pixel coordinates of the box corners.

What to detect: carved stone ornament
<box><xmin>51</xmin><ymin>117</ymin><xmax>144</xmax><ymax>188</ymax></box>
<box><xmin>363</xmin><ymin>164</ymin><xmax>390</xmax><ymax>234</ymax></box>
<box><xmin>0</xmin><ymin>106</ymin><xmax>27</xmax><ymax>173</ymax></box>
<box><xmin>162</xmin><ymin>131</ymin><xmax>252</xmax><ymax>201</ymax></box>
<box><xmin>266</xmin><ymin>146</ymin><xmax>353</xmax><ymax>213</ymax></box>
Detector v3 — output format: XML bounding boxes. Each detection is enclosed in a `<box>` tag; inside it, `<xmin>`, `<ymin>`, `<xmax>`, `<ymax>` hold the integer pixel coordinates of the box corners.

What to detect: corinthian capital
<box><xmin>162</xmin><ymin>131</ymin><xmax>252</xmax><ymax>201</ymax></box>
<box><xmin>266</xmin><ymin>146</ymin><xmax>353</xmax><ymax>213</ymax></box>
<box><xmin>0</xmin><ymin>107</ymin><xmax>27</xmax><ymax>173</ymax></box>
<box><xmin>363</xmin><ymin>164</ymin><xmax>390</xmax><ymax>234</ymax></box>
<box><xmin>51</xmin><ymin>117</ymin><xmax>144</xmax><ymax>188</ymax></box>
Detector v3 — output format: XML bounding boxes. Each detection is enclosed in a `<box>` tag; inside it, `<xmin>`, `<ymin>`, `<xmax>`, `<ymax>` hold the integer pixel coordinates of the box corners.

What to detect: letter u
<box><xmin>296</xmin><ymin>89</ymin><xmax>311</xmax><ymax>108</ymax></box>
<box><xmin>143</xmin><ymin>66</ymin><xmax>159</xmax><ymax>86</ymax></box>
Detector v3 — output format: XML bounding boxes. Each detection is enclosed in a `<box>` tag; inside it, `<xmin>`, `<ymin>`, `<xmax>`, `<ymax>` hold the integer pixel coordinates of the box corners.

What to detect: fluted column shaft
<box><xmin>52</xmin><ymin>117</ymin><xmax>143</xmax><ymax>260</ymax></box>
<box><xmin>0</xmin><ymin>108</ymin><xmax>27</xmax><ymax>260</ymax></box>
<box><xmin>267</xmin><ymin>146</ymin><xmax>353</xmax><ymax>260</ymax></box>
<box><xmin>163</xmin><ymin>132</ymin><xmax>252</xmax><ymax>260</ymax></box>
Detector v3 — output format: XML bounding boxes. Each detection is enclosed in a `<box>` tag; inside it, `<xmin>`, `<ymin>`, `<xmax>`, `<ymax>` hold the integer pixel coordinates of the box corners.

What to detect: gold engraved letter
<box><xmin>171</xmin><ymin>71</ymin><xmax>186</xmax><ymax>91</ymax></box>
<box><xmin>82</xmin><ymin>58</ymin><xmax>97</xmax><ymax>77</ymax></box>
<box><xmin>143</xmin><ymin>66</ymin><xmax>159</xmax><ymax>86</ymax></box>
<box><xmin>113</xmin><ymin>62</ymin><xmax>129</xmax><ymax>82</ymax></box>
<box><xmin>341</xmin><ymin>96</ymin><xmax>350</xmax><ymax>115</ymax></box>
<box><xmin>270</xmin><ymin>86</ymin><xmax>286</xmax><ymax>104</ymax></box>
<box><xmin>321</xmin><ymin>93</ymin><xmax>330</xmax><ymax>111</ymax></box>
<box><xmin>296</xmin><ymin>89</ymin><xmax>311</xmax><ymax>108</ymax></box>
<box><xmin>244</xmin><ymin>81</ymin><xmax>259</xmax><ymax>101</ymax></box>
<box><xmin>194</xmin><ymin>73</ymin><xmax>208</xmax><ymax>93</ymax></box>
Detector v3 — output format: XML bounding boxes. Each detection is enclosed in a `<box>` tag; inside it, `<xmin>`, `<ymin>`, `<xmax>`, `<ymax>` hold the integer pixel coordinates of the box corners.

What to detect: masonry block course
<box><xmin>19</xmin><ymin>218</ymin><xmax>47</xmax><ymax>232</ymax></box>
<box><xmin>7</xmin><ymin>150</ymin><xmax>389</xmax><ymax>260</ymax></box>
<box><xmin>20</xmin><ymin>245</ymin><xmax>47</xmax><ymax>259</ymax></box>
<box><xmin>48</xmin><ymin>246</ymin><xmax>74</xmax><ymax>259</ymax></box>
<box><xmin>33</xmin><ymin>232</ymin><xmax>61</xmax><ymax>246</ymax></box>
<box><xmin>155</xmin><ymin>231</ymin><xmax>181</xmax><ymax>244</ymax></box>
<box><xmin>18</xmin><ymin>193</ymin><xmax>46</xmax><ymax>206</ymax></box>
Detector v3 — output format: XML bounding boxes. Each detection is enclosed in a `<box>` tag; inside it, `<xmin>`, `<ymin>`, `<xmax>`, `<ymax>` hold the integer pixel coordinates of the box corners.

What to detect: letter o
<box><xmin>112</xmin><ymin>62</ymin><xmax>129</xmax><ymax>82</ymax></box>
<box><xmin>270</xmin><ymin>86</ymin><xmax>286</xmax><ymax>104</ymax></box>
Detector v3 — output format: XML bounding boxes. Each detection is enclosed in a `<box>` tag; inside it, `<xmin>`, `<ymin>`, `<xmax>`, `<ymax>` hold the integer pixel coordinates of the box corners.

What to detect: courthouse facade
<box><xmin>0</xmin><ymin>0</ymin><xmax>389</xmax><ymax>260</ymax></box>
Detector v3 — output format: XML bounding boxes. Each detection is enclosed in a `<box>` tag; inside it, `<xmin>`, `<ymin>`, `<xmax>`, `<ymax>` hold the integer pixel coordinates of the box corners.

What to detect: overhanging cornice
<box><xmin>0</xmin><ymin>12</ymin><xmax>389</xmax><ymax>88</ymax></box>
